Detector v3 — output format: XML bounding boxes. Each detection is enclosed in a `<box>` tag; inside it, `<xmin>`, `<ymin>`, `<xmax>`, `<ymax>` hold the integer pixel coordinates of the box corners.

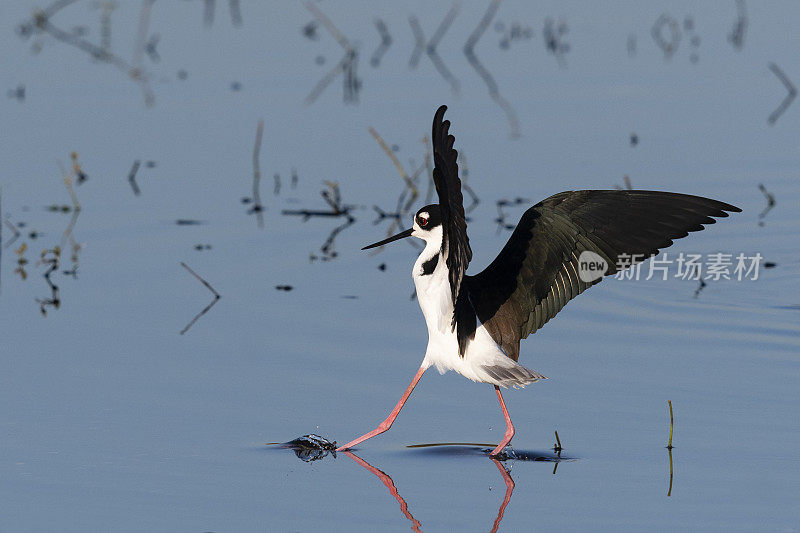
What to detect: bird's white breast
<box><xmin>411</xmin><ymin>233</ymin><xmax>538</xmax><ymax>387</ymax></box>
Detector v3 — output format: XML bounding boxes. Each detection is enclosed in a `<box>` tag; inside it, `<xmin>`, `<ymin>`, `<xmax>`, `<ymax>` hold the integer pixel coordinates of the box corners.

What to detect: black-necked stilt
<box><xmin>337</xmin><ymin>105</ymin><xmax>740</xmax><ymax>456</ymax></box>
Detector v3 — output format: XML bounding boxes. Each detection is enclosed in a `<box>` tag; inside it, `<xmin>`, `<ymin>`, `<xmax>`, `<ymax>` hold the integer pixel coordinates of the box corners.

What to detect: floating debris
<box><xmin>275</xmin><ymin>285</ymin><xmax>293</xmax><ymax>291</ymax></box>
<box><xmin>277</xmin><ymin>434</ymin><xmax>337</xmax><ymax>462</ymax></box>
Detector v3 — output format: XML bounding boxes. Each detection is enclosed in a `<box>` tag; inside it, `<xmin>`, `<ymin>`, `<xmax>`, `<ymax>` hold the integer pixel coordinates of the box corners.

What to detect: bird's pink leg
<box><xmin>489</xmin><ymin>385</ymin><xmax>515</xmax><ymax>457</ymax></box>
<box><xmin>336</xmin><ymin>365</ymin><xmax>427</xmax><ymax>451</ymax></box>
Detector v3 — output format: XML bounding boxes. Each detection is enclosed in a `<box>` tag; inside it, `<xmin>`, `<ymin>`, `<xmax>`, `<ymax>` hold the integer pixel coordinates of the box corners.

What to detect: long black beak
<box><xmin>362</xmin><ymin>228</ymin><xmax>413</xmax><ymax>250</ymax></box>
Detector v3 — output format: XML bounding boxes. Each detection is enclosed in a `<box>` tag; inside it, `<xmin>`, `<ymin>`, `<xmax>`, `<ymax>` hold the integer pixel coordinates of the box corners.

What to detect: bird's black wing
<box><xmin>465</xmin><ymin>190</ymin><xmax>740</xmax><ymax>361</ymax></box>
<box><xmin>432</xmin><ymin>105</ymin><xmax>472</xmax><ymax>317</ymax></box>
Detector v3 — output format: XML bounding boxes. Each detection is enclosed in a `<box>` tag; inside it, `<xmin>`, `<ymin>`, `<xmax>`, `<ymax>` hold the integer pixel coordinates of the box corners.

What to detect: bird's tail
<box><xmin>481</xmin><ymin>362</ymin><xmax>546</xmax><ymax>389</ymax></box>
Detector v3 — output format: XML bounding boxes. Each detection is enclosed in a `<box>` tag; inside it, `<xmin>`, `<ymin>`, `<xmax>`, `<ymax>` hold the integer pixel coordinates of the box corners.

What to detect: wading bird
<box><xmin>337</xmin><ymin>105</ymin><xmax>739</xmax><ymax>456</ymax></box>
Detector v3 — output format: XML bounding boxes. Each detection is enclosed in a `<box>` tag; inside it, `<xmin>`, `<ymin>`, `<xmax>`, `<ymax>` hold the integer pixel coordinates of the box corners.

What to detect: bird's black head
<box><xmin>414</xmin><ymin>204</ymin><xmax>442</xmax><ymax>232</ymax></box>
<box><xmin>362</xmin><ymin>204</ymin><xmax>443</xmax><ymax>250</ymax></box>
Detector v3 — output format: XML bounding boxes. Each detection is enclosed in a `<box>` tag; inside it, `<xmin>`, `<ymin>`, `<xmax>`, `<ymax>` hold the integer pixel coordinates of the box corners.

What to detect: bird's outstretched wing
<box><xmin>465</xmin><ymin>190</ymin><xmax>741</xmax><ymax>361</ymax></box>
<box><xmin>432</xmin><ymin>105</ymin><xmax>472</xmax><ymax>317</ymax></box>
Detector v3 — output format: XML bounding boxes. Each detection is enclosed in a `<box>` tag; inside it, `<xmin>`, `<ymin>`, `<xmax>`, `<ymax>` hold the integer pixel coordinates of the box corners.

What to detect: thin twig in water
<box><xmin>303</xmin><ymin>1</ymin><xmax>359</xmax><ymax>104</ymax></box>
<box><xmin>228</xmin><ymin>0</ymin><xmax>242</xmax><ymax>27</ymax></box>
<box><xmin>0</xmin><ymin>185</ymin><xmax>3</xmax><ymax>296</ymax></box>
<box><xmin>728</xmin><ymin>0</ymin><xmax>747</xmax><ymax>50</ymax></box>
<box><xmin>18</xmin><ymin>0</ymin><xmax>157</xmax><ymax>106</ymax></box>
<box><xmin>464</xmin><ymin>0</ymin><xmax>521</xmax><ymax>138</ymax></box>
<box><xmin>4</xmin><ymin>220</ymin><xmax>20</xmax><ymax>249</ymax></box>
<box><xmin>368</xmin><ymin>127</ymin><xmax>418</xmax><ymax>198</ymax></box>
<box><xmin>554</xmin><ymin>430</ymin><xmax>562</xmax><ymax>452</ymax></box>
<box><xmin>767</xmin><ymin>63</ymin><xmax>796</xmax><ymax>125</ymax></box>
<box><xmin>408</xmin><ymin>4</ymin><xmax>461</xmax><ymax>95</ymax></box>
<box><xmin>667</xmin><ymin>400</ymin><xmax>674</xmax><ymax>449</ymax></box>
<box><xmin>614</xmin><ymin>175</ymin><xmax>633</xmax><ymax>190</ymax></box>
<box><xmin>757</xmin><ymin>183</ymin><xmax>775</xmax><ymax>224</ymax></box>
<box><xmin>250</xmin><ymin>119</ymin><xmax>265</xmax><ymax>228</ymax></box>
<box><xmin>203</xmin><ymin>0</ymin><xmax>214</xmax><ymax>27</ymax></box>
<box><xmin>408</xmin><ymin>16</ymin><xmax>425</xmax><ymax>68</ymax></box>
<box><xmin>180</xmin><ymin>261</ymin><xmax>221</xmax><ymax>335</ymax></box>
<box><xmin>370</xmin><ymin>19</ymin><xmax>392</xmax><ymax>67</ymax></box>
<box><xmin>667</xmin><ymin>447</ymin><xmax>674</xmax><ymax>497</ymax></box>
<box><xmin>127</xmin><ymin>160</ymin><xmax>141</xmax><ymax>195</ymax></box>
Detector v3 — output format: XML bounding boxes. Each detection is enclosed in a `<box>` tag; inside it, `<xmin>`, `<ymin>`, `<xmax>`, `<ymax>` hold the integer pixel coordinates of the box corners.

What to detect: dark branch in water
<box><xmin>179</xmin><ymin>261</ymin><xmax>221</xmax><ymax>335</ymax></box>
<box><xmin>495</xmin><ymin>197</ymin><xmax>529</xmax><ymax>233</ymax></box>
<box><xmin>282</xmin><ymin>182</ymin><xmax>356</xmax><ymax>261</ymax></box>
<box><xmin>767</xmin><ymin>62</ymin><xmax>796</xmax><ymax>125</ymax></box>
<box><xmin>693</xmin><ymin>278</ymin><xmax>706</xmax><ymax>298</ymax></box>
<box><xmin>35</xmin><ymin>247</ymin><xmax>61</xmax><ymax>316</ymax></box>
<box><xmin>464</xmin><ymin>0</ymin><xmax>521</xmax><ymax>138</ymax></box>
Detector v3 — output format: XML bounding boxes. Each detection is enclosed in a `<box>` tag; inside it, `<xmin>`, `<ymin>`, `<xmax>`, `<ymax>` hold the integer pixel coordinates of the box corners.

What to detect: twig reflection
<box><xmin>282</xmin><ymin>182</ymin><xmax>356</xmax><ymax>261</ymax></box>
<box><xmin>304</xmin><ymin>2</ymin><xmax>361</xmax><ymax>104</ymax></box>
<box><xmin>179</xmin><ymin>261</ymin><xmax>221</xmax><ymax>335</ymax></box>
<box><xmin>464</xmin><ymin>0</ymin><xmax>521</xmax><ymax>138</ymax></box>
<box><xmin>767</xmin><ymin>63</ymin><xmax>796</xmax><ymax>126</ymax></box>
<box><xmin>757</xmin><ymin>183</ymin><xmax>775</xmax><ymax>226</ymax></box>
<box><xmin>17</xmin><ymin>0</ymin><xmax>158</xmax><ymax>106</ymax></box>
<box><xmin>407</xmin><ymin>4</ymin><xmax>461</xmax><ymax>95</ymax></box>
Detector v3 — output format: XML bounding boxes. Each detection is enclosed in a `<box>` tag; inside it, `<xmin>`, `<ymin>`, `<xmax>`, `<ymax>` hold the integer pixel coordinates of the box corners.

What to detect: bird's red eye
<box><xmin>420</xmin><ymin>217</ymin><xmax>428</xmax><ymax>226</ymax></box>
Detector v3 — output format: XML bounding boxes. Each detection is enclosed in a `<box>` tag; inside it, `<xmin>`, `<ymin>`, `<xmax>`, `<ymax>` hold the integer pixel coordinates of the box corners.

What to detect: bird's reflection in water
<box><xmin>343</xmin><ymin>451</ymin><xmax>423</xmax><ymax>533</ymax></box>
<box><xmin>343</xmin><ymin>450</ymin><xmax>517</xmax><ymax>533</ymax></box>
<box><xmin>275</xmin><ymin>436</ymin><xmax>569</xmax><ymax>531</ymax></box>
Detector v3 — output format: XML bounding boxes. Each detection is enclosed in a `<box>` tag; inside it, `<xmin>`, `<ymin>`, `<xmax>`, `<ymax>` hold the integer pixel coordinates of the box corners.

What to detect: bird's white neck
<box><xmin>412</xmin><ymin>226</ymin><xmax>452</xmax><ymax>334</ymax></box>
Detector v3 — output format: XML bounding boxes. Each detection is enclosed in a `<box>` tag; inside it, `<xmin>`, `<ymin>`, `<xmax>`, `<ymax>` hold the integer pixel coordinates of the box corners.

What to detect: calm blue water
<box><xmin>1</xmin><ymin>1</ymin><xmax>799</xmax><ymax>531</ymax></box>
